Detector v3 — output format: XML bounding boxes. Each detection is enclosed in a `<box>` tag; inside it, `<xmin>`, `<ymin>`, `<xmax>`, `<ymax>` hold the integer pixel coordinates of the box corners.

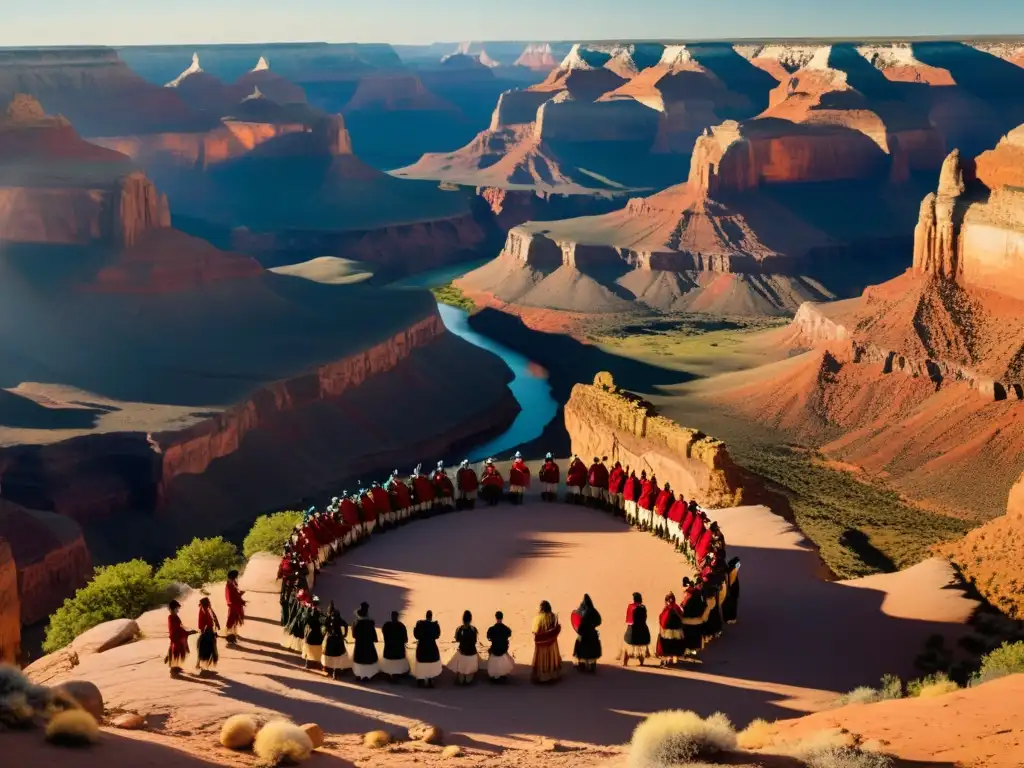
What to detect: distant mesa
<box><xmin>235</xmin><ymin>56</ymin><xmax>307</xmax><ymax>105</ymax></box>
<box><xmin>514</xmin><ymin>43</ymin><xmax>559</xmax><ymax>71</ymax></box>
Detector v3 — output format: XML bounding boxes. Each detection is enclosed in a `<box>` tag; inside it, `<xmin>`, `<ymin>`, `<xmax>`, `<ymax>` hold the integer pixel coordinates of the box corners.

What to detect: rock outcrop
<box><xmin>0</xmin><ymin>535</ymin><xmax>19</xmax><ymax>663</ymax></box>
<box><xmin>565</xmin><ymin>373</ymin><xmax>747</xmax><ymax>506</ymax></box>
<box><xmin>235</xmin><ymin>57</ymin><xmax>306</xmax><ymax>105</ymax></box>
<box><xmin>0</xmin><ymin>499</ymin><xmax>92</xmax><ymax>627</ymax></box>
<box><xmin>514</xmin><ymin>44</ymin><xmax>558</xmax><ymax>71</ymax></box>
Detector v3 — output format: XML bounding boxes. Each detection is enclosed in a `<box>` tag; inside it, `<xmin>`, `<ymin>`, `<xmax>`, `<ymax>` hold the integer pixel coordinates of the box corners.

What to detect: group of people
<box><xmin>165</xmin><ymin>451</ymin><xmax>740</xmax><ymax>679</ymax></box>
<box><xmin>165</xmin><ymin>570</ymin><xmax>247</xmax><ymax>676</ymax></box>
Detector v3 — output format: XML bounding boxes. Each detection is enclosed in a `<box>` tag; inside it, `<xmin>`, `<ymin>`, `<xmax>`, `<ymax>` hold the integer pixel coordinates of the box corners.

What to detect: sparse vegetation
<box><xmin>736</xmin><ymin>718</ymin><xmax>777</xmax><ymax>750</ymax></box>
<box><xmin>834</xmin><ymin>674</ymin><xmax>905</xmax><ymax>707</ymax></box>
<box><xmin>971</xmin><ymin>640</ymin><xmax>1024</xmax><ymax>686</ymax></box>
<box><xmin>253</xmin><ymin>719</ymin><xmax>313</xmax><ymax>764</ymax></box>
<box><xmin>628</xmin><ymin>710</ymin><xmax>737</xmax><ymax>768</ymax></box>
<box><xmin>44</xmin><ymin>708</ymin><xmax>100</xmax><ymax>747</ymax></box>
<box><xmin>243</xmin><ymin>510</ymin><xmax>304</xmax><ymax>559</ymax></box>
<box><xmin>907</xmin><ymin>671</ymin><xmax>959</xmax><ymax>698</ymax></box>
<box><xmin>736</xmin><ymin>444</ymin><xmax>973</xmax><ymax>578</ymax></box>
<box><xmin>43</xmin><ymin>560</ymin><xmax>167</xmax><ymax>653</ymax></box>
<box><xmin>155</xmin><ymin>536</ymin><xmax>243</xmax><ymax>588</ymax></box>
<box><xmin>800</xmin><ymin>746</ymin><xmax>893</xmax><ymax>768</ymax></box>
<box><xmin>431</xmin><ymin>282</ymin><xmax>475</xmax><ymax>312</ymax></box>
<box><xmin>220</xmin><ymin>714</ymin><xmax>259</xmax><ymax>749</ymax></box>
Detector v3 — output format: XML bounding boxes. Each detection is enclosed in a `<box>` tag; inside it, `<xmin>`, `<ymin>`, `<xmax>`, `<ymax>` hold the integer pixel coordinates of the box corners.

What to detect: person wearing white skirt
<box><xmin>413</xmin><ymin>611</ymin><xmax>443</xmax><ymax>687</ymax></box>
<box><xmin>485</xmin><ymin>611</ymin><xmax>515</xmax><ymax>682</ymax></box>
<box><xmin>351</xmin><ymin>602</ymin><xmax>380</xmax><ymax>681</ymax></box>
<box><xmin>302</xmin><ymin>598</ymin><xmax>325</xmax><ymax>670</ymax></box>
<box><xmin>448</xmin><ymin>610</ymin><xmax>480</xmax><ymax>685</ymax></box>
<box><xmin>322</xmin><ymin>602</ymin><xmax>352</xmax><ymax>679</ymax></box>
<box><xmin>380</xmin><ymin>611</ymin><xmax>411</xmax><ymax>681</ymax></box>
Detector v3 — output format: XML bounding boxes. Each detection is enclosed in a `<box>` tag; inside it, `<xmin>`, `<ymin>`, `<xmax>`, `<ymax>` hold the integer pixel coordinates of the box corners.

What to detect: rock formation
<box><xmin>164</xmin><ymin>53</ymin><xmax>249</xmax><ymax>114</ymax></box>
<box><xmin>0</xmin><ymin>535</ymin><xmax>19</xmax><ymax>663</ymax></box>
<box><xmin>234</xmin><ymin>57</ymin><xmax>307</xmax><ymax>105</ymax></box>
<box><xmin>565</xmin><ymin>373</ymin><xmax>748</xmax><ymax>506</ymax></box>
<box><xmin>514</xmin><ymin>44</ymin><xmax>558</xmax><ymax>71</ymax></box>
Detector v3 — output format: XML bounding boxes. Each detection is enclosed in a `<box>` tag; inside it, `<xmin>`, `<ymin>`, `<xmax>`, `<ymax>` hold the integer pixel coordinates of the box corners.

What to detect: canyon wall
<box><xmin>564</xmin><ymin>372</ymin><xmax>747</xmax><ymax>507</ymax></box>
<box><xmin>0</xmin><ymin>536</ymin><xmax>19</xmax><ymax>663</ymax></box>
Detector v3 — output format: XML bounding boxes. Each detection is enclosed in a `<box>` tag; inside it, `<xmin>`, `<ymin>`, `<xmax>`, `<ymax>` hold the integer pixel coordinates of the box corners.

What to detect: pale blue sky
<box><xmin>4</xmin><ymin>0</ymin><xmax>1023</xmax><ymax>47</ymax></box>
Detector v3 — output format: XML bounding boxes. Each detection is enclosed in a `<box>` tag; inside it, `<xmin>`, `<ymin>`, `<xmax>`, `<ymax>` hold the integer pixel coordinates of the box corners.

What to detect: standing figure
<box><xmin>433</xmin><ymin>461</ymin><xmax>456</xmax><ymax>512</ymax></box>
<box><xmin>302</xmin><ymin>597</ymin><xmax>325</xmax><ymax>671</ymax></box>
<box><xmin>531</xmin><ymin>600</ymin><xmax>563</xmax><ymax>684</ymax></box>
<box><xmin>322</xmin><ymin>601</ymin><xmax>352</xmax><ymax>679</ymax></box>
<box><xmin>165</xmin><ymin>600</ymin><xmax>194</xmax><ymax>677</ymax></box>
<box><xmin>225</xmin><ymin>569</ymin><xmax>246</xmax><ymax>644</ymax></box>
<box><xmin>351</xmin><ymin>602</ymin><xmax>380</xmax><ymax>681</ymax></box>
<box><xmin>386</xmin><ymin>470</ymin><xmax>413</xmax><ymax>524</ymax></box>
<box><xmin>586</xmin><ymin>457</ymin><xmax>609</xmax><ymax>509</ymax></box>
<box><xmin>380</xmin><ymin>611</ymin><xmax>411</xmax><ymax>681</ymax></box>
<box><xmin>637</xmin><ymin>472</ymin><xmax>657</xmax><ymax>531</ymax></box>
<box><xmin>623</xmin><ymin>469</ymin><xmax>640</xmax><ymax>525</ymax></box>
<box><xmin>486</xmin><ymin>611</ymin><xmax>514</xmax><ymax>682</ymax></box>
<box><xmin>608</xmin><ymin>461</ymin><xmax>626</xmax><ymax>515</ymax></box>
<box><xmin>412</xmin><ymin>464</ymin><xmax>436</xmax><ymax>517</ymax></box>
<box><xmin>456</xmin><ymin>459</ymin><xmax>479</xmax><ymax>509</ymax></box>
<box><xmin>508</xmin><ymin>451</ymin><xmax>531</xmax><ymax>504</ymax></box>
<box><xmin>667</xmin><ymin>493</ymin><xmax>687</xmax><ymax>549</ymax></box>
<box><xmin>196</xmin><ymin>597</ymin><xmax>221</xmax><ymax>674</ymax></box>
<box><xmin>656</xmin><ymin>592</ymin><xmax>686</xmax><ymax>665</ymax></box>
<box><xmin>622</xmin><ymin>592</ymin><xmax>650</xmax><ymax>666</ymax></box>
<box><xmin>722</xmin><ymin>557</ymin><xmax>741</xmax><ymax>625</ymax></box>
<box><xmin>681</xmin><ymin>579</ymin><xmax>708</xmax><ymax>657</ymax></box>
<box><xmin>370</xmin><ymin>481</ymin><xmax>393</xmax><ymax>530</ymax></box>
<box><xmin>448</xmin><ymin>610</ymin><xmax>480</xmax><ymax>685</ymax></box>
<box><xmin>480</xmin><ymin>459</ymin><xmax>504</xmax><ymax>506</ymax></box>
<box><xmin>413</xmin><ymin>610</ymin><xmax>443</xmax><ymax>687</ymax></box>
<box><xmin>339</xmin><ymin>492</ymin><xmax>362</xmax><ymax>545</ymax></box>
<box><xmin>538</xmin><ymin>453</ymin><xmax>560</xmax><ymax>502</ymax></box>
<box><xmin>565</xmin><ymin>456</ymin><xmax>588</xmax><ymax>504</ymax></box>
<box><xmin>653</xmin><ymin>483</ymin><xmax>673</xmax><ymax>539</ymax></box>
<box><xmin>571</xmin><ymin>594</ymin><xmax>602</xmax><ymax>673</ymax></box>
<box><xmin>358</xmin><ymin>485</ymin><xmax>378</xmax><ymax>536</ymax></box>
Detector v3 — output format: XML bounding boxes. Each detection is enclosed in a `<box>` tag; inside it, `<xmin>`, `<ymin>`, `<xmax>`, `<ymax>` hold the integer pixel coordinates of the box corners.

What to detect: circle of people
<box><xmin>164</xmin><ymin>452</ymin><xmax>740</xmax><ymax>686</ymax></box>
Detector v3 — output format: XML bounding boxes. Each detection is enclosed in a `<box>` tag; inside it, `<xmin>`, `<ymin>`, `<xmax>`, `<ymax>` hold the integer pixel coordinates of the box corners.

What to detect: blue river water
<box><xmin>387</xmin><ymin>262</ymin><xmax>559</xmax><ymax>460</ymax></box>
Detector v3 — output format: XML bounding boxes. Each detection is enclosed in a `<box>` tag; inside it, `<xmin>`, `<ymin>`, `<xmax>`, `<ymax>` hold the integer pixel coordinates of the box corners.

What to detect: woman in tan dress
<box><xmin>531</xmin><ymin>600</ymin><xmax>563</xmax><ymax>684</ymax></box>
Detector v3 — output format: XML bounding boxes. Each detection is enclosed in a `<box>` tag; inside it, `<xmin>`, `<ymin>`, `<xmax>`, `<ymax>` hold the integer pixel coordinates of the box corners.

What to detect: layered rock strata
<box><xmin>565</xmin><ymin>373</ymin><xmax>746</xmax><ymax>507</ymax></box>
<box><xmin>0</xmin><ymin>535</ymin><xmax>19</xmax><ymax>663</ymax></box>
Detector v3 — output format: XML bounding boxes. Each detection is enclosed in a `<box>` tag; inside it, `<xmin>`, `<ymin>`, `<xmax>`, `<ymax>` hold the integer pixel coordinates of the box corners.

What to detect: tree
<box><xmin>243</xmin><ymin>510</ymin><xmax>304</xmax><ymax>559</ymax></box>
<box><xmin>43</xmin><ymin>560</ymin><xmax>166</xmax><ymax>653</ymax></box>
<box><xmin>155</xmin><ymin>537</ymin><xmax>243</xmax><ymax>588</ymax></box>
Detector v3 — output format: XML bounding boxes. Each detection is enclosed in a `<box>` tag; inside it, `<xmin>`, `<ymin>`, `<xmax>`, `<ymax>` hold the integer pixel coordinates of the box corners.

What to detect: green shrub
<box><xmin>972</xmin><ymin>640</ymin><xmax>1024</xmax><ymax>686</ymax></box>
<box><xmin>156</xmin><ymin>537</ymin><xmax>243</xmax><ymax>588</ymax></box>
<box><xmin>877</xmin><ymin>673</ymin><xmax>903</xmax><ymax>700</ymax></box>
<box><xmin>243</xmin><ymin>510</ymin><xmax>303</xmax><ymax>559</ymax></box>
<box><xmin>907</xmin><ymin>671</ymin><xmax>959</xmax><ymax>698</ymax></box>
<box><xmin>835</xmin><ymin>686</ymin><xmax>881</xmax><ymax>706</ymax></box>
<box><xmin>43</xmin><ymin>560</ymin><xmax>166</xmax><ymax>653</ymax></box>
<box><xmin>430</xmin><ymin>283</ymin><xmax>475</xmax><ymax>312</ymax></box>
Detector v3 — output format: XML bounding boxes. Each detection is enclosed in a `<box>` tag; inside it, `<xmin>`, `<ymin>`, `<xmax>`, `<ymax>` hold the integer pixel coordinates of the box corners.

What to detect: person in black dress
<box><xmin>413</xmin><ymin>610</ymin><xmax>443</xmax><ymax>687</ymax></box>
<box><xmin>351</xmin><ymin>602</ymin><xmax>379</xmax><ymax>681</ymax></box>
<box><xmin>485</xmin><ymin>611</ymin><xmax>514</xmax><ymax>682</ymax></box>
<box><xmin>380</xmin><ymin>611</ymin><xmax>411</xmax><ymax>681</ymax></box>
<box><xmin>448</xmin><ymin>610</ymin><xmax>480</xmax><ymax>685</ymax></box>
<box><xmin>572</xmin><ymin>594</ymin><xmax>602</xmax><ymax>673</ymax></box>
<box><xmin>681</xmin><ymin>579</ymin><xmax>707</xmax><ymax>657</ymax></box>
<box><xmin>722</xmin><ymin>557</ymin><xmax>741</xmax><ymax>625</ymax></box>
<box><xmin>622</xmin><ymin>592</ymin><xmax>651</xmax><ymax>666</ymax></box>
<box><xmin>302</xmin><ymin>597</ymin><xmax>325</xmax><ymax>671</ymax></box>
<box><xmin>322</xmin><ymin>601</ymin><xmax>351</xmax><ymax>678</ymax></box>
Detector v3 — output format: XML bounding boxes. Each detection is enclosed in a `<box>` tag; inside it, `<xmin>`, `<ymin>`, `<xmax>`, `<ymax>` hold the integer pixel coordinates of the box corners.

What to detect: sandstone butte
<box><xmin>565</xmin><ymin>372</ymin><xmax>751</xmax><ymax>507</ymax></box>
<box><xmin>704</xmin><ymin>130</ymin><xmax>1024</xmax><ymax>601</ymax></box>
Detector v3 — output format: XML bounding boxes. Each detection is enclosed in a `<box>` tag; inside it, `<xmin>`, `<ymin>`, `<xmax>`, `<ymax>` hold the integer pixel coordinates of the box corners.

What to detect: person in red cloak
<box><xmin>166</xmin><ymin>600</ymin><xmax>195</xmax><ymax>677</ymax></box>
<box><xmin>411</xmin><ymin>464</ymin><xmax>436</xmax><ymax>517</ymax></box>
<box><xmin>607</xmin><ymin>462</ymin><xmax>625</xmax><ymax>516</ymax></box>
<box><xmin>688</xmin><ymin>511</ymin><xmax>709</xmax><ymax>562</ymax></box>
<box><xmin>480</xmin><ymin>458</ymin><xmax>504</xmax><ymax>506</ymax></box>
<box><xmin>656</xmin><ymin>592</ymin><xmax>685</xmax><ymax>665</ymax></box>
<box><xmin>623</xmin><ymin>468</ymin><xmax>640</xmax><ymax>525</ymax></box>
<box><xmin>668</xmin><ymin>492</ymin><xmax>687</xmax><ymax>549</ymax></box>
<box><xmin>637</xmin><ymin>471</ymin><xmax>657</xmax><ymax>531</ymax></box>
<box><xmin>225</xmin><ymin>569</ymin><xmax>246</xmax><ymax>644</ymax></box>
<box><xmin>370</xmin><ymin>481</ymin><xmax>393</xmax><ymax>529</ymax></box>
<box><xmin>538</xmin><ymin>453</ymin><xmax>560</xmax><ymax>502</ymax></box>
<box><xmin>565</xmin><ymin>455</ymin><xmax>588</xmax><ymax>504</ymax></box>
<box><xmin>456</xmin><ymin>459</ymin><xmax>479</xmax><ymax>509</ymax></box>
<box><xmin>586</xmin><ymin>457</ymin><xmax>610</xmax><ymax>510</ymax></box>
<box><xmin>509</xmin><ymin>451</ymin><xmax>530</xmax><ymax>504</ymax></box>
<box><xmin>339</xmin><ymin>492</ymin><xmax>362</xmax><ymax>545</ymax></box>
<box><xmin>358</xmin><ymin>485</ymin><xmax>378</xmax><ymax>536</ymax></box>
<box><xmin>653</xmin><ymin>482</ymin><xmax>673</xmax><ymax>539</ymax></box>
<box><xmin>196</xmin><ymin>597</ymin><xmax>221</xmax><ymax>674</ymax></box>
<box><xmin>386</xmin><ymin>470</ymin><xmax>414</xmax><ymax>524</ymax></box>
<box><xmin>433</xmin><ymin>461</ymin><xmax>455</xmax><ymax>512</ymax></box>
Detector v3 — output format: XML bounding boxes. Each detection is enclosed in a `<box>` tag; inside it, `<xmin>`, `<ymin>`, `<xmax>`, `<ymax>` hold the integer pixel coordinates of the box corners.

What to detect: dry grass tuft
<box><xmin>800</xmin><ymin>746</ymin><xmax>893</xmax><ymax>768</ymax></box>
<box><xmin>364</xmin><ymin>730</ymin><xmax>392</xmax><ymax>749</ymax></box>
<box><xmin>629</xmin><ymin>710</ymin><xmax>737</xmax><ymax>768</ymax></box>
<box><xmin>736</xmin><ymin>718</ymin><xmax>777</xmax><ymax>750</ymax></box>
<box><xmin>220</xmin><ymin>713</ymin><xmax>260</xmax><ymax>750</ymax></box>
<box><xmin>914</xmin><ymin>679</ymin><xmax>960</xmax><ymax>698</ymax></box>
<box><xmin>253</xmin><ymin>719</ymin><xmax>313</xmax><ymax>765</ymax></box>
<box><xmin>791</xmin><ymin>728</ymin><xmax>858</xmax><ymax>754</ymax></box>
<box><xmin>44</xmin><ymin>708</ymin><xmax>100</xmax><ymax>747</ymax></box>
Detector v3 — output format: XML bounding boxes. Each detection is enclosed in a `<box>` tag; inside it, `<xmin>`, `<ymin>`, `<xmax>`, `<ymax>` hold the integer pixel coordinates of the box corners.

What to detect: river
<box><xmin>388</xmin><ymin>262</ymin><xmax>559</xmax><ymax>460</ymax></box>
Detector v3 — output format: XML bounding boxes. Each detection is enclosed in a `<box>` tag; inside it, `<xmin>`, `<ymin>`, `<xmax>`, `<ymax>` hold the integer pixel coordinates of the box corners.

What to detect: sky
<box><xmin>3</xmin><ymin>0</ymin><xmax>1023</xmax><ymax>47</ymax></box>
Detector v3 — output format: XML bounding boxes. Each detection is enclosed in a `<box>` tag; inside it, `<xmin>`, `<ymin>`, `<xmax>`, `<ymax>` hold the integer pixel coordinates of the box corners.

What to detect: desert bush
<box><xmin>156</xmin><ymin>537</ymin><xmax>243</xmax><ymax>588</ymax></box>
<box><xmin>628</xmin><ymin>710</ymin><xmax>736</xmax><ymax>768</ymax></box>
<box><xmin>971</xmin><ymin>640</ymin><xmax>1024</xmax><ymax>686</ymax></box>
<box><xmin>254</xmin><ymin>719</ymin><xmax>313</xmax><ymax>765</ymax></box>
<box><xmin>45</xmin><ymin>709</ymin><xmax>100</xmax><ymax>747</ymax></box>
<box><xmin>736</xmin><ymin>718</ymin><xmax>776</xmax><ymax>750</ymax></box>
<box><xmin>43</xmin><ymin>560</ymin><xmax>166</xmax><ymax>653</ymax></box>
<box><xmin>243</xmin><ymin>510</ymin><xmax>304</xmax><ymax>559</ymax></box>
<box><xmin>220</xmin><ymin>713</ymin><xmax>259</xmax><ymax>749</ymax></box>
<box><xmin>906</xmin><ymin>672</ymin><xmax>959</xmax><ymax>698</ymax></box>
<box><xmin>877</xmin><ymin>674</ymin><xmax>903</xmax><ymax>700</ymax></box>
<box><xmin>835</xmin><ymin>686</ymin><xmax>881</xmax><ymax>706</ymax></box>
<box><xmin>801</xmin><ymin>746</ymin><xmax>893</xmax><ymax>768</ymax></box>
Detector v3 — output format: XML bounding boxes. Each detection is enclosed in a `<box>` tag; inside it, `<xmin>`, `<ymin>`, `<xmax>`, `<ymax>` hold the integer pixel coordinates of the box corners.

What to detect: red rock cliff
<box><xmin>564</xmin><ymin>372</ymin><xmax>748</xmax><ymax>507</ymax></box>
<box><xmin>0</xmin><ymin>535</ymin><xmax>19</xmax><ymax>663</ymax></box>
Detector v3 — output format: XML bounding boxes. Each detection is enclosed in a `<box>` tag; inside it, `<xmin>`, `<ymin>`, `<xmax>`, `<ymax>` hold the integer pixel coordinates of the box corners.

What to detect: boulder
<box><xmin>54</xmin><ymin>680</ymin><xmax>103</xmax><ymax>721</ymax></box>
<box><xmin>70</xmin><ymin>619</ymin><xmax>139</xmax><ymax>656</ymax></box>
<box><xmin>301</xmin><ymin>723</ymin><xmax>324</xmax><ymax>749</ymax></box>
<box><xmin>111</xmin><ymin>713</ymin><xmax>145</xmax><ymax>730</ymax></box>
<box><xmin>408</xmin><ymin>721</ymin><xmax>443</xmax><ymax>744</ymax></box>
